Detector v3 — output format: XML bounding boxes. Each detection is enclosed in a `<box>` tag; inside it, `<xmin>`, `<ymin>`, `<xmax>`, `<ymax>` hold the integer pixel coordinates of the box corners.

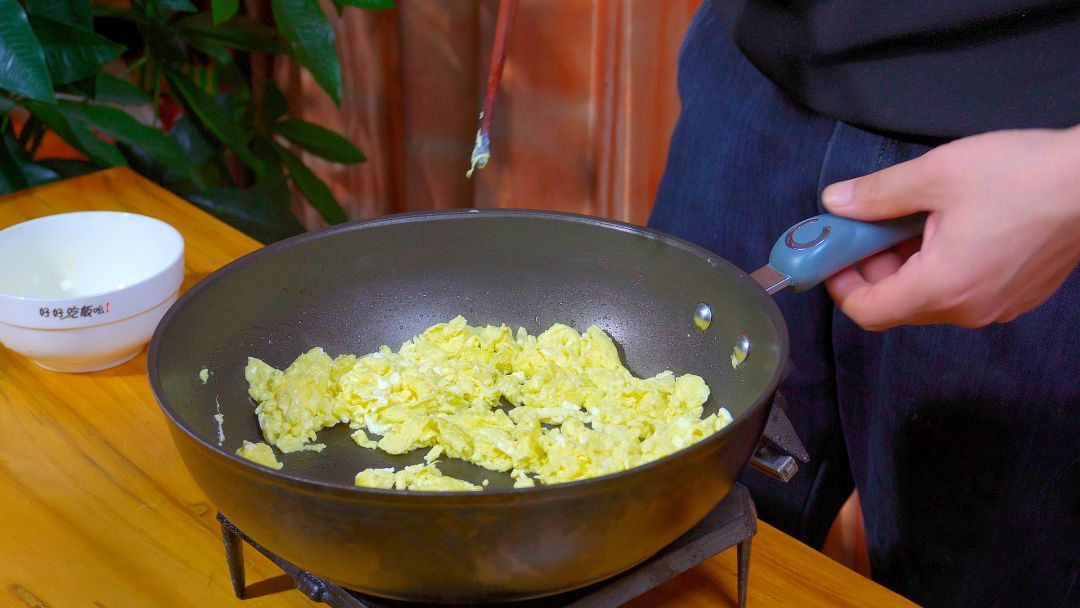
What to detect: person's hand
<box><xmin>821</xmin><ymin>126</ymin><xmax>1080</xmax><ymax>331</ymax></box>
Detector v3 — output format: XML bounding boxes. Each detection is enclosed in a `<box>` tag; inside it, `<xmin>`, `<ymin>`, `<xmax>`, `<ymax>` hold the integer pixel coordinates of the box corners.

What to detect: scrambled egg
<box><xmin>244</xmin><ymin>316</ymin><xmax>730</xmax><ymax>490</ymax></box>
<box><xmin>354</xmin><ymin>463</ymin><xmax>482</xmax><ymax>491</ymax></box>
<box><xmin>236</xmin><ymin>440</ymin><xmax>283</xmax><ymax>470</ymax></box>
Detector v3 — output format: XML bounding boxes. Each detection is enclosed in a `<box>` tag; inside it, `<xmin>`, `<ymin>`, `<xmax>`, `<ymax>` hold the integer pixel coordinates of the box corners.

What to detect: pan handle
<box><xmin>748</xmin><ymin>393</ymin><xmax>809</xmax><ymax>483</ymax></box>
<box><xmin>767</xmin><ymin>213</ymin><xmax>926</xmax><ymax>293</ymax></box>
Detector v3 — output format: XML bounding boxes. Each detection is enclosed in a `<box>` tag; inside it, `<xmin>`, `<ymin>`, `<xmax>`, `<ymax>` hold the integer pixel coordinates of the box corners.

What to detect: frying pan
<box><xmin>147</xmin><ymin>210</ymin><xmax>922</xmax><ymax>603</ymax></box>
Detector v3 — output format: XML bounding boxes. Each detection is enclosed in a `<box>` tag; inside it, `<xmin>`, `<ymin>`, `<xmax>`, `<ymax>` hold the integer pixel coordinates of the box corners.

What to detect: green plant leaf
<box><xmin>37</xmin><ymin>157</ymin><xmax>100</xmax><ymax>178</ymax></box>
<box><xmin>249</xmin><ymin>135</ymin><xmax>287</xmax><ymax>199</ymax></box>
<box><xmin>170</xmin><ymin>113</ymin><xmax>216</xmax><ymax>167</ymax></box>
<box><xmin>23</xmin><ymin>100</ymin><xmax>127</xmax><ymax>166</ymax></box>
<box><xmin>59</xmin><ymin>101</ymin><xmax>186</xmax><ymax>168</ymax></box>
<box><xmin>29</xmin><ymin>15</ymin><xmax>125</xmax><ymax>85</ymax></box>
<box><xmin>3</xmin><ymin>118</ymin><xmax>63</xmax><ymax>187</ymax></box>
<box><xmin>115</xmin><ymin>139</ymin><xmax>163</xmax><ymax>181</ymax></box>
<box><xmin>212</xmin><ymin>0</ymin><xmax>240</xmax><ymax>24</ymax></box>
<box><xmin>19</xmin><ymin>161</ymin><xmax>61</xmax><ymax>186</ymax></box>
<box><xmin>273</xmin><ymin>119</ymin><xmax>364</xmax><ymax>164</ymax></box>
<box><xmin>260</xmin><ymin>79</ymin><xmax>288</xmax><ymax>126</ymax></box>
<box><xmin>17</xmin><ymin>115</ymin><xmax>40</xmax><ymax>145</ymax></box>
<box><xmin>65</xmin><ymin>75</ymin><xmax>96</xmax><ymax>98</ymax></box>
<box><xmin>336</xmin><ymin>0</ymin><xmax>395</xmax><ymax>9</ymax></box>
<box><xmin>0</xmin><ymin>0</ymin><xmax>55</xmax><ymax>103</ymax></box>
<box><xmin>251</xmin><ymin>133</ymin><xmax>280</xmax><ymax>169</ymax></box>
<box><xmin>184</xmin><ymin>178</ymin><xmax>307</xmax><ymax>244</ymax></box>
<box><xmin>0</xmin><ymin>129</ymin><xmax>30</xmax><ymax>193</ymax></box>
<box><xmin>153</xmin><ymin>0</ymin><xmax>197</xmax><ymax>13</ymax></box>
<box><xmin>6</xmin><ymin>122</ymin><xmax>62</xmax><ymax>186</ymax></box>
<box><xmin>271</xmin><ymin>0</ymin><xmax>341</xmax><ymax>104</ymax></box>
<box><xmin>165</xmin><ymin>68</ymin><xmax>265</xmax><ymax>176</ymax></box>
<box><xmin>331</xmin><ymin>0</ymin><xmax>394</xmax><ymax>14</ymax></box>
<box><xmin>175</xmin><ymin>12</ymin><xmax>286</xmax><ymax>54</ymax></box>
<box><xmin>212</xmin><ymin>88</ymin><xmax>256</xmax><ymax>140</ymax></box>
<box><xmin>185</xmin><ymin>36</ymin><xmax>232</xmax><ymax>65</ymax></box>
<box><xmin>275</xmin><ymin>142</ymin><xmax>346</xmax><ymax>224</ymax></box>
<box><xmin>170</xmin><ymin>101</ymin><xmax>231</xmax><ymax>189</ymax></box>
<box><xmin>26</xmin><ymin>0</ymin><xmax>92</xmax><ymax>29</ymax></box>
<box><xmin>92</xmin><ymin>73</ymin><xmax>151</xmax><ymax>105</ymax></box>
<box><xmin>137</xmin><ymin>21</ymin><xmax>189</xmax><ymax>64</ymax></box>
<box><xmin>216</xmin><ymin>60</ymin><xmax>252</xmax><ymax>109</ymax></box>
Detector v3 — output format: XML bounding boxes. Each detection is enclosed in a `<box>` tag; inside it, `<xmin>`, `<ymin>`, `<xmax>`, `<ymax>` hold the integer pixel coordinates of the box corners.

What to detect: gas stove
<box><xmin>217</xmin><ymin>483</ymin><xmax>757</xmax><ymax>608</ymax></box>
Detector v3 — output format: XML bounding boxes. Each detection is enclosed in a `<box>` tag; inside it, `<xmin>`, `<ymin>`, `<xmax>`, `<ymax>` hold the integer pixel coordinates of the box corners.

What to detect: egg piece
<box><xmin>354</xmin><ymin>463</ymin><xmax>482</xmax><ymax>491</ymax></box>
<box><xmin>245</xmin><ymin>349</ymin><xmax>340</xmax><ymax>453</ymax></box>
<box><xmin>354</xmin><ymin>467</ymin><xmax>395</xmax><ymax>489</ymax></box>
<box><xmin>351</xmin><ymin>429</ymin><xmax>379</xmax><ymax>449</ymax></box>
<box><xmin>236</xmin><ymin>440</ymin><xmax>283</xmax><ymax>470</ymax></box>
<box><xmin>424</xmin><ymin>445</ymin><xmax>444</xmax><ymax>462</ymax></box>
<box><xmin>395</xmin><ymin>463</ymin><xmax>482</xmax><ymax>491</ymax></box>
<box><xmin>245</xmin><ymin>316</ymin><xmax>727</xmax><ymax>491</ymax></box>
<box><xmin>510</xmin><ymin>468</ymin><xmax>535</xmax><ymax>488</ymax></box>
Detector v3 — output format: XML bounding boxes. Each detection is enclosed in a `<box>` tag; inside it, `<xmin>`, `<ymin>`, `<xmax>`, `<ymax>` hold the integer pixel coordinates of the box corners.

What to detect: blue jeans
<box><xmin>650</xmin><ymin>4</ymin><xmax>1079</xmax><ymax>607</ymax></box>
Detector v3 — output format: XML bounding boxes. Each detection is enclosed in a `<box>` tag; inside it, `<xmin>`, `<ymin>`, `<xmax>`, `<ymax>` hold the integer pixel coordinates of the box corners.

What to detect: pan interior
<box><xmin>153</xmin><ymin>213</ymin><xmax>784</xmax><ymax>489</ymax></box>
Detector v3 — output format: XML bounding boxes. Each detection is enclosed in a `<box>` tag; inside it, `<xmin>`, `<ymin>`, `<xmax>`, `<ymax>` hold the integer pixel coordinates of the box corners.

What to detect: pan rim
<box><xmin>147</xmin><ymin>208</ymin><xmax>790</xmax><ymax>500</ymax></box>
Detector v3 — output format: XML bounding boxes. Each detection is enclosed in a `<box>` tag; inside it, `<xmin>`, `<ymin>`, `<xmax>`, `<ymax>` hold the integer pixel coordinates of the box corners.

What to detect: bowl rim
<box><xmin>0</xmin><ymin>210</ymin><xmax>185</xmax><ymax>304</ymax></box>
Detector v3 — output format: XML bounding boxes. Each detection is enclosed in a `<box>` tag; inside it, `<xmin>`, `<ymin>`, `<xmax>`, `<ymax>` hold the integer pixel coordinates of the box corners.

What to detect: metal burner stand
<box><xmin>218</xmin><ymin>483</ymin><xmax>757</xmax><ymax>608</ymax></box>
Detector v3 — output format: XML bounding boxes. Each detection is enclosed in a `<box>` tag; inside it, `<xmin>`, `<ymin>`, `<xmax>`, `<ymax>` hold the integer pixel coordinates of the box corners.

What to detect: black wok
<box><xmin>147</xmin><ymin>209</ymin><xmax>922</xmax><ymax>602</ymax></box>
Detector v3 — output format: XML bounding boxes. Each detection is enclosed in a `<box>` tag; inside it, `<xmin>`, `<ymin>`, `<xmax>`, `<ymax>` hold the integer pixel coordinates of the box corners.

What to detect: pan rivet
<box><xmin>732</xmin><ymin>334</ymin><xmax>751</xmax><ymax>369</ymax></box>
<box><xmin>693</xmin><ymin>303</ymin><xmax>713</xmax><ymax>331</ymax></box>
<box><xmin>297</xmin><ymin>573</ymin><xmax>328</xmax><ymax>601</ymax></box>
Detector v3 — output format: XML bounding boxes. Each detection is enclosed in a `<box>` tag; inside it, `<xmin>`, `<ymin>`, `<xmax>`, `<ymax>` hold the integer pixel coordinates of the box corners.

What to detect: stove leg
<box><xmin>737</xmin><ymin>537</ymin><xmax>752</xmax><ymax>608</ymax></box>
<box><xmin>218</xmin><ymin>513</ymin><xmax>246</xmax><ymax>599</ymax></box>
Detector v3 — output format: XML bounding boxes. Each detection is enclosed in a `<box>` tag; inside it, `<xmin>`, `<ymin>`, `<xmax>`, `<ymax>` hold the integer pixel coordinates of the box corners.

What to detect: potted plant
<box><xmin>0</xmin><ymin>0</ymin><xmax>392</xmax><ymax>242</ymax></box>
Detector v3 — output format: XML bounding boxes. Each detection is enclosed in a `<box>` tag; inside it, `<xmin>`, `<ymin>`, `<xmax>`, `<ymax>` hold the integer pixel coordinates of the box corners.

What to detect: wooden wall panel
<box><xmin>611</xmin><ymin>0</ymin><xmax>701</xmax><ymax>225</ymax></box>
<box><xmin>284</xmin><ymin>0</ymin><xmax>701</xmax><ymax>228</ymax></box>
<box><xmin>474</xmin><ymin>0</ymin><xmax>600</xmax><ymax>216</ymax></box>
<box><xmin>399</xmin><ymin>1</ymin><xmax>481</xmax><ymax>212</ymax></box>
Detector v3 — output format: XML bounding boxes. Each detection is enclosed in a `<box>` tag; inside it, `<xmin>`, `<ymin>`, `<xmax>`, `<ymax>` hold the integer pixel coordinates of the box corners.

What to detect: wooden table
<box><xmin>0</xmin><ymin>169</ymin><xmax>916</xmax><ymax>608</ymax></box>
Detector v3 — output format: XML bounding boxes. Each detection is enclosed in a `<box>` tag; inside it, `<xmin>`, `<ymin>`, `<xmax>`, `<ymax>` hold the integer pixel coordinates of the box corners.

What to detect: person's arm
<box><xmin>821</xmin><ymin>125</ymin><xmax>1080</xmax><ymax>330</ymax></box>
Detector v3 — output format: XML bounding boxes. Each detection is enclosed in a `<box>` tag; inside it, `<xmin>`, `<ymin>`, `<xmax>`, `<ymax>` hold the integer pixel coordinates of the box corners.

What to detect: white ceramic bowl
<box><xmin>0</xmin><ymin>211</ymin><xmax>184</xmax><ymax>372</ymax></box>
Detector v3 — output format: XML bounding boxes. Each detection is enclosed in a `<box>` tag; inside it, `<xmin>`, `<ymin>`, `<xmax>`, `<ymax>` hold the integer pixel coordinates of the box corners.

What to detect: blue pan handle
<box><xmin>769</xmin><ymin>213</ymin><xmax>926</xmax><ymax>292</ymax></box>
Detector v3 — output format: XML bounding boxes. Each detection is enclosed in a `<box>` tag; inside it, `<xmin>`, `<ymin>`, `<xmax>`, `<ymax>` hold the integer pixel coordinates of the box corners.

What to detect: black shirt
<box><xmin>714</xmin><ymin>1</ymin><xmax>1080</xmax><ymax>139</ymax></box>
